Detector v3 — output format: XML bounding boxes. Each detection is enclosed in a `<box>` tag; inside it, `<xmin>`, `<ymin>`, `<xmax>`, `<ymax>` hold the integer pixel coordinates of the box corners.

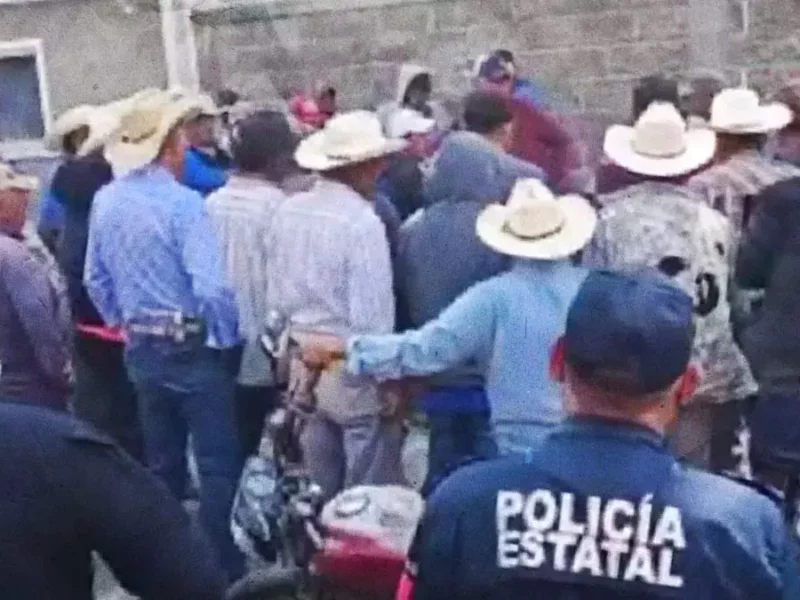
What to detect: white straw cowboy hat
<box><xmin>75</xmin><ymin>105</ymin><xmax>125</xmax><ymax>158</ymax></box>
<box><xmin>0</xmin><ymin>162</ymin><xmax>37</xmax><ymax>192</ymax></box>
<box><xmin>295</xmin><ymin>110</ymin><xmax>407</xmax><ymax>171</ymax></box>
<box><xmin>104</xmin><ymin>90</ymin><xmax>202</xmax><ymax>176</ymax></box>
<box><xmin>710</xmin><ymin>87</ymin><xmax>793</xmax><ymax>134</ymax></box>
<box><xmin>604</xmin><ymin>102</ymin><xmax>716</xmax><ymax>178</ymax></box>
<box><xmin>476</xmin><ymin>178</ymin><xmax>596</xmax><ymax>260</ymax></box>
<box><xmin>46</xmin><ymin>104</ymin><xmax>96</xmax><ymax>151</ymax></box>
<box><xmin>387</xmin><ymin>108</ymin><xmax>436</xmax><ymax>139</ymax></box>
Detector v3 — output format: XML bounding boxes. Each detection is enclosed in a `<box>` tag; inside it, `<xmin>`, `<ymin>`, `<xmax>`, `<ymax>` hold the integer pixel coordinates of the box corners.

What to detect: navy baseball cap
<box><xmin>563</xmin><ymin>270</ymin><xmax>695</xmax><ymax>395</ymax></box>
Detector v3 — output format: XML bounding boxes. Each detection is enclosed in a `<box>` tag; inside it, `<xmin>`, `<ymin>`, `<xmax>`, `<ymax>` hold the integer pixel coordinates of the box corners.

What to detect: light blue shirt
<box><xmin>346</xmin><ymin>259</ymin><xmax>589</xmax><ymax>426</ymax></box>
<box><xmin>84</xmin><ymin>165</ymin><xmax>239</xmax><ymax>348</ymax></box>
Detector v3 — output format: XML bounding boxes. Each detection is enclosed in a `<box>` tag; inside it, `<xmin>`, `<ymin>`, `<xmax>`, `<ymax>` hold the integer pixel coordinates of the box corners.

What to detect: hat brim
<box><xmin>295</xmin><ymin>131</ymin><xmax>407</xmax><ymax>171</ymax></box>
<box><xmin>45</xmin><ymin>106</ymin><xmax>96</xmax><ymax>151</ymax></box>
<box><xmin>105</xmin><ymin>100</ymin><xmax>201</xmax><ymax>176</ymax></box>
<box><xmin>603</xmin><ymin>125</ymin><xmax>716</xmax><ymax>178</ymax></box>
<box><xmin>0</xmin><ymin>174</ymin><xmax>38</xmax><ymax>192</ymax></box>
<box><xmin>77</xmin><ymin>109</ymin><xmax>123</xmax><ymax>158</ymax></box>
<box><xmin>710</xmin><ymin>102</ymin><xmax>793</xmax><ymax>134</ymax></box>
<box><xmin>476</xmin><ymin>194</ymin><xmax>597</xmax><ymax>259</ymax></box>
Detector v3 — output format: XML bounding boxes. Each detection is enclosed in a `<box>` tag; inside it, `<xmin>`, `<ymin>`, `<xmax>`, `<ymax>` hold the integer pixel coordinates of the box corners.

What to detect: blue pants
<box><xmin>124</xmin><ymin>335</ymin><xmax>244</xmax><ymax>580</ymax></box>
<box><xmin>423</xmin><ymin>411</ymin><xmax>497</xmax><ymax>496</ymax></box>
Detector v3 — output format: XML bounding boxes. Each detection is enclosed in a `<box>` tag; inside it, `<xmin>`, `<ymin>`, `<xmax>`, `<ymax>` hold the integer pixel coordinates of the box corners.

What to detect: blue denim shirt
<box><xmin>84</xmin><ymin>165</ymin><xmax>239</xmax><ymax>348</ymax></box>
<box><xmin>347</xmin><ymin>260</ymin><xmax>588</xmax><ymax>426</ymax></box>
<box><xmin>411</xmin><ymin>417</ymin><xmax>800</xmax><ymax>600</ymax></box>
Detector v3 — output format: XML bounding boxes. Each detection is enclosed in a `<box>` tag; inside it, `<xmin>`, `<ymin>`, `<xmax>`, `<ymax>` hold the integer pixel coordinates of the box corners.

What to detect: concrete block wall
<box><xmin>193</xmin><ymin>0</ymin><xmax>800</xmax><ymax>121</ymax></box>
<box><xmin>0</xmin><ymin>0</ymin><xmax>167</xmax><ymax>116</ymax></box>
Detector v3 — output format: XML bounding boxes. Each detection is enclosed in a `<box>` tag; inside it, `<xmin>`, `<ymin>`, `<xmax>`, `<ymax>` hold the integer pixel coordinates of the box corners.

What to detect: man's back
<box><xmin>85</xmin><ymin>166</ymin><xmax>236</xmax><ymax>346</ymax></box>
<box><xmin>412</xmin><ymin>418</ymin><xmax>799</xmax><ymax>600</ymax></box>
<box><xmin>267</xmin><ymin>178</ymin><xmax>394</xmax><ymax>336</ymax></box>
<box><xmin>0</xmin><ymin>403</ymin><xmax>225</xmax><ymax>599</ymax></box>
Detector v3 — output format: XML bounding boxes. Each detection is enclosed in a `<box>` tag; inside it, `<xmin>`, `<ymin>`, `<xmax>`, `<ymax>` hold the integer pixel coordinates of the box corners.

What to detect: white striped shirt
<box><xmin>206</xmin><ymin>175</ymin><xmax>286</xmax><ymax>342</ymax></box>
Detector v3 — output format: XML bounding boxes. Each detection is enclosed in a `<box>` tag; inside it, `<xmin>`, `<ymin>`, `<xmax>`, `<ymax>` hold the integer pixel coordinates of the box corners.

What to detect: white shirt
<box><xmin>207</xmin><ymin>176</ymin><xmax>286</xmax><ymax>385</ymax></box>
<box><xmin>266</xmin><ymin>178</ymin><xmax>395</xmax><ymax>420</ymax></box>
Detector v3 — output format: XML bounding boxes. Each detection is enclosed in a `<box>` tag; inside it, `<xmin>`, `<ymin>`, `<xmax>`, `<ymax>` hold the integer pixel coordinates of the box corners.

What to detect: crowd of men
<box><xmin>2</xmin><ymin>48</ymin><xmax>800</xmax><ymax>597</ymax></box>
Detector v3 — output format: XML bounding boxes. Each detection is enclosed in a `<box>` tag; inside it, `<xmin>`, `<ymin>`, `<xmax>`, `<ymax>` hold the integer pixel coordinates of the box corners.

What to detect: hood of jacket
<box><xmin>423</xmin><ymin>131</ymin><xmax>545</xmax><ymax>208</ymax></box>
<box><xmin>396</xmin><ymin>63</ymin><xmax>432</xmax><ymax>104</ymax></box>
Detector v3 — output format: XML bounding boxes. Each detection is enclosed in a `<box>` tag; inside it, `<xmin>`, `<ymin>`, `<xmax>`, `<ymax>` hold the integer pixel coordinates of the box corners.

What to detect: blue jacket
<box><xmin>410</xmin><ymin>417</ymin><xmax>800</xmax><ymax>600</ymax></box>
<box><xmin>0</xmin><ymin>403</ymin><xmax>225</xmax><ymax>599</ymax></box>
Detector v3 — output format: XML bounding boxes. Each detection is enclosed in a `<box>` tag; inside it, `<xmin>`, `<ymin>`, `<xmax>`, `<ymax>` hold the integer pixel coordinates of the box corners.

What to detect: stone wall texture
<box><xmin>194</xmin><ymin>0</ymin><xmax>800</xmax><ymax>122</ymax></box>
<box><xmin>0</xmin><ymin>0</ymin><xmax>167</xmax><ymax>116</ymax></box>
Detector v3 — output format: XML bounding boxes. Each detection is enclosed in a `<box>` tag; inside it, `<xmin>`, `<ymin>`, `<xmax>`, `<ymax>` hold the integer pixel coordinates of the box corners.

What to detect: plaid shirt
<box><xmin>585</xmin><ymin>182</ymin><xmax>757</xmax><ymax>403</ymax></box>
<box><xmin>687</xmin><ymin>150</ymin><xmax>800</xmax><ymax>244</ymax></box>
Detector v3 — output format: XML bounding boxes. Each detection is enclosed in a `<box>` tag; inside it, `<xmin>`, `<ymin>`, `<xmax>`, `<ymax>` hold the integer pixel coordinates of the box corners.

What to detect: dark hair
<box><xmin>495</xmin><ymin>49</ymin><xmax>515</xmax><ymax>64</ymax></box>
<box><xmin>463</xmin><ymin>91</ymin><xmax>513</xmax><ymax>134</ymax></box>
<box><xmin>632</xmin><ymin>75</ymin><xmax>680</xmax><ymax>120</ymax></box>
<box><xmin>215</xmin><ymin>88</ymin><xmax>240</xmax><ymax>108</ymax></box>
<box><xmin>231</xmin><ymin>111</ymin><xmax>297</xmax><ymax>174</ymax></box>
<box><xmin>404</xmin><ymin>73</ymin><xmax>432</xmax><ymax>102</ymax></box>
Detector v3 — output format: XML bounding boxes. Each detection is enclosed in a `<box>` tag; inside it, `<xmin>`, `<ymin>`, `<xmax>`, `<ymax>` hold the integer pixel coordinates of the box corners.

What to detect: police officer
<box><xmin>0</xmin><ymin>402</ymin><xmax>226</xmax><ymax>599</ymax></box>
<box><xmin>405</xmin><ymin>271</ymin><xmax>800</xmax><ymax>599</ymax></box>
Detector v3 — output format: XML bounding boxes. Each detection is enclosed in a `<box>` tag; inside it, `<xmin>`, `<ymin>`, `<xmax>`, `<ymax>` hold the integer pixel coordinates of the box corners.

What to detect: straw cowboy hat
<box><xmin>75</xmin><ymin>105</ymin><xmax>125</xmax><ymax>158</ymax></box>
<box><xmin>0</xmin><ymin>162</ymin><xmax>37</xmax><ymax>192</ymax></box>
<box><xmin>295</xmin><ymin>110</ymin><xmax>407</xmax><ymax>171</ymax></box>
<box><xmin>476</xmin><ymin>178</ymin><xmax>596</xmax><ymax>259</ymax></box>
<box><xmin>387</xmin><ymin>108</ymin><xmax>435</xmax><ymax>139</ymax></box>
<box><xmin>604</xmin><ymin>102</ymin><xmax>716</xmax><ymax>178</ymax></box>
<box><xmin>46</xmin><ymin>104</ymin><xmax>97</xmax><ymax>151</ymax></box>
<box><xmin>710</xmin><ymin>87</ymin><xmax>793</xmax><ymax>134</ymax></box>
<box><xmin>104</xmin><ymin>90</ymin><xmax>202</xmax><ymax>176</ymax></box>
<box><xmin>167</xmin><ymin>87</ymin><xmax>221</xmax><ymax>117</ymax></box>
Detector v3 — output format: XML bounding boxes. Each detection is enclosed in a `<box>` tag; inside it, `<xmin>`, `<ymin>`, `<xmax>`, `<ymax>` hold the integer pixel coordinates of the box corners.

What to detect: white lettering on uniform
<box><xmin>601</xmin><ymin>539</ymin><xmax>630</xmax><ymax>578</ymax></box>
<box><xmin>497</xmin><ymin>531</ymin><xmax>521</xmax><ymax>568</ymax></box>
<box><xmin>494</xmin><ymin>490</ymin><xmax>685</xmax><ymax>590</ymax></box>
<box><xmin>657</xmin><ymin>548</ymin><xmax>684</xmax><ymax>588</ymax></box>
<box><xmin>497</xmin><ymin>491</ymin><xmax>524</xmax><ymax>531</ymax></box>
<box><xmin>571</xmin><ymin>536</ymin><xmax>603</xmax><ymax>576</ymax></box>
<box><xmin>651</xmin><ymin>506</ymin><xmax>687</xmax><ymax>549</ymax></box>
<box><xmin>603</xmin><ymin>499</ymin><xmax>635</xmax><ymax>541</ymax></box>
<box><xmin>623</xmin><ymin>545</ymin><xmax>656</xmax><ymax>584</ymax></box>
<box><xmin>559</xmin><ymin>493</ymin><xmax>587</xmax><ymax>536</ymax></box>
<box><xmin>520</xmin><ymin>530</ymin><xmax>546</xmax><ymax>568</ymax></box>
<box><xmin>524</xmin><ymin>490</ymin><xmax>558</xmax><ymax>531</ymax></box>
<box><xmin>546</xmin><ymin>531</ymin><xmax>578</xmax><ymax>571</ymax></box>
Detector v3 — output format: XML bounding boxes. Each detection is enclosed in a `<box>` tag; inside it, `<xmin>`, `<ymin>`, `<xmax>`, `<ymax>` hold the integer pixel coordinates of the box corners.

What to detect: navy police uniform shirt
<box><xmin>0</xmin><ymin>403</ymin><xmax>226</xmax><ymax>599</ymax></box>
<box><xmin>409</xmin><ymin>417</ymin><xmax>800</xmax><ymax>600</ymax></box>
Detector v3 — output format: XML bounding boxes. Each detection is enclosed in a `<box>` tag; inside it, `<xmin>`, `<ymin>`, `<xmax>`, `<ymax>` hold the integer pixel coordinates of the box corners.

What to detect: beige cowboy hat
<box><xmin>476</xmin><ymin>178</ymin><xmax>596</xmax><ymax>260</ymax></box>
<box><xmin>104</xmin><ymin>89</ymin><xmax>202</xmax><ymax>176</ymax></box>
<box><xmin>295</xmin><ymin>110</ymin><xmax>407</xmax><ymax>171</ymax></box>
<box><xmin>710</xmin><ymin>87</ymin><xmax>793</xmax><ymax>134</ymax></box>
<box><xmin>46</xmin><ymin>104</ymin><xmax>97</xmax><ymax>151</ymax></box>
<box><xmin>167</xmin><ymin>87</ymin><xmax>222</xmax><ymax>117</ymax></box>
<box><xmin>75</xmin><ymin>104</ymin><xmax>125</xmax><ymax>158</ymax></box>
<box><xmin>0</xmin><ymin>162</ymin><xmax>38</xmax><ymax>192</ymax></box>
<box><xmin>604</xmin><ymin>102</ymin><xmax>716</xmax><ymax>178</ymax></box>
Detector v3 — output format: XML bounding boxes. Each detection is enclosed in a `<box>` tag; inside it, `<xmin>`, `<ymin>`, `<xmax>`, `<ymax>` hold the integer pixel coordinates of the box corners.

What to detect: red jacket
<box><xmin>506</xmin><ymin>97</ymin><xmax>584</xmax><ymax>188</ymax></box>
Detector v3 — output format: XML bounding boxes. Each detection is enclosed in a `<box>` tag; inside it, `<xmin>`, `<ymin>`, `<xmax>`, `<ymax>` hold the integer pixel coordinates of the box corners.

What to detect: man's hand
<box><xmin>294</xmin><ymin>332</ymin><xmax>347</xmax><ymax>369</ymax></box>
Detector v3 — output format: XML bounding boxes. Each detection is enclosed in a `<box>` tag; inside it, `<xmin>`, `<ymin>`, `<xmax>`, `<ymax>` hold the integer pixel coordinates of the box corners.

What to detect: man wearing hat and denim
<box><xmin>403</xmin><ymin>271</ymin><xmax>800</xmax><ymax>600</ymax></box>
<box><xmin>85</xmin><ymin>90</ymin><xmax>244</xmax><ymax>579</ymax></box>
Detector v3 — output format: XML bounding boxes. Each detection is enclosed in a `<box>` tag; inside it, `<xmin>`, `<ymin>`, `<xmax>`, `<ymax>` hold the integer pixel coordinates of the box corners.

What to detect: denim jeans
<box><xmin>423</xmin><ymin>412</ymin><xmax>497</xmax><ymax>496</ymax></box>
<box><xmin>124</xmin><ymin>334</ymin><xmax>244</xmax><ymax>580</ymax></box>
